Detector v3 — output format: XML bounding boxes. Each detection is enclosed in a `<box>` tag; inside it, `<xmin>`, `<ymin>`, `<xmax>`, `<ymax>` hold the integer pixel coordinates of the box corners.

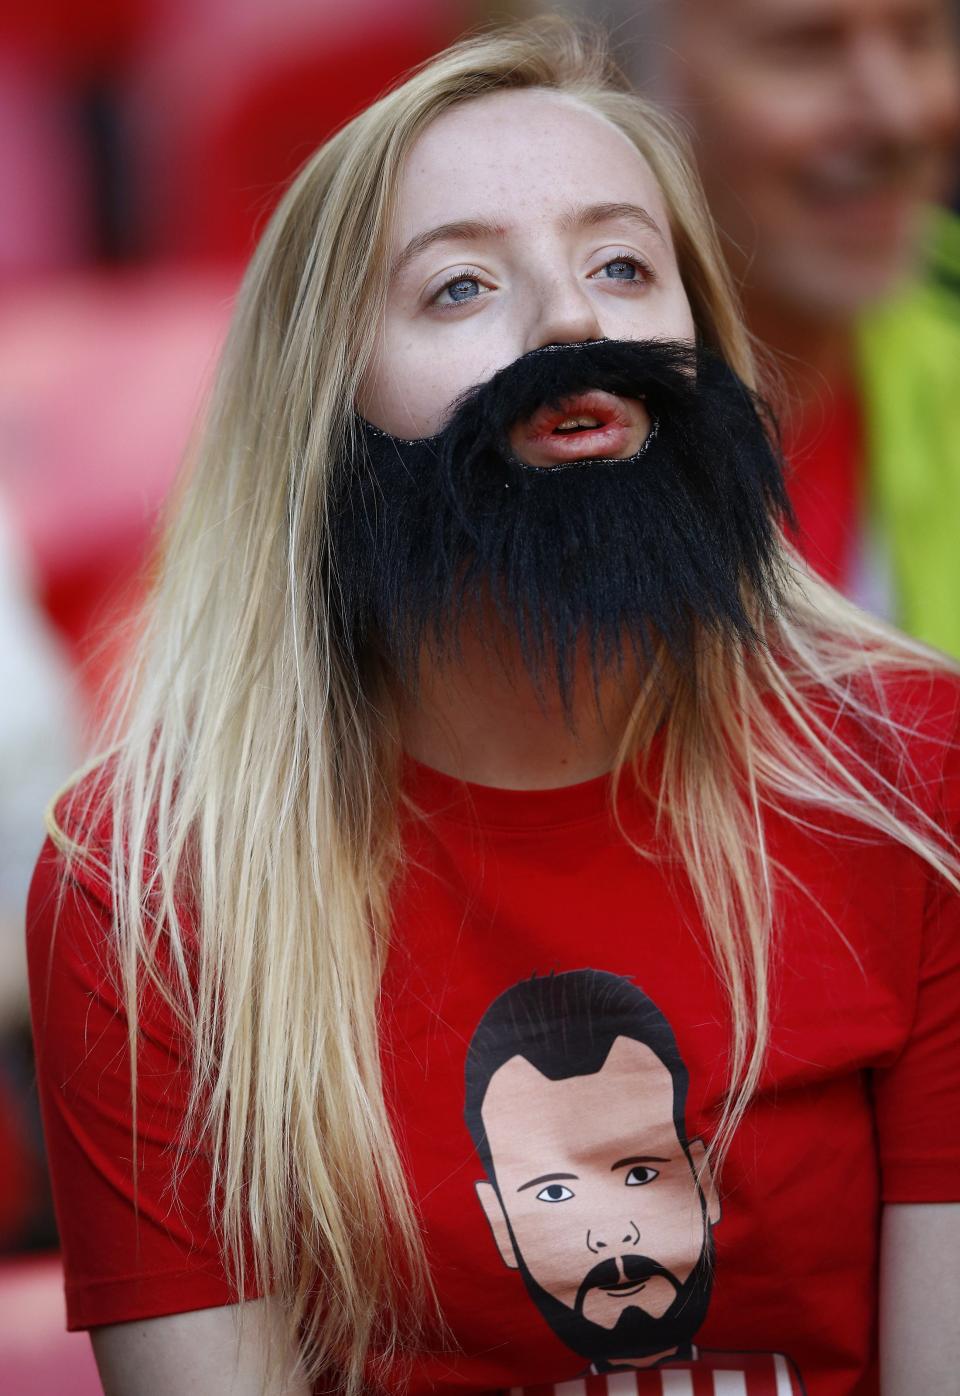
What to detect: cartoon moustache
<box><xmin>574</xmin><ymin>1254</ymin><xmax>680</xmax><ymax>1314</ymax></box>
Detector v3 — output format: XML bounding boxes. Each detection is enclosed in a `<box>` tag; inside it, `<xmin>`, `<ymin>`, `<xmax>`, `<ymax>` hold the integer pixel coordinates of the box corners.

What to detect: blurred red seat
<box><xmin>132</xmin><ymin>8</ymin><xmax>463</xmax><ymax>261</ymax></box>
<box><xmin>0</xmin><ymin>1070</ymin><xmax>35</xmax><ymax>1249</ymax></box>
<box><xmin>0</xmin><ymin>0</ymin><xmax>149</xmax><ymax>76</ymax></box>
<box><xmin>0</xmin><ymin>1253</ymin><xmax>102</xmax><ymax>1394</ymax></box>
<box><xmin>0</xmin><ymin>50</ymin><xmax>95</xmax><ymax>282</ymax></box>
<box><xmin>0</xmin><ymin>266</ymin><xmax>236</xmax><ymax>714</ymax></box>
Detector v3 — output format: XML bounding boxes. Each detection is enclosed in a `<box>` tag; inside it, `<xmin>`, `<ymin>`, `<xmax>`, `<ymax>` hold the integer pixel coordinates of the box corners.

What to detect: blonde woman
<box><xmin>27</xmin><ymin>20</ymin><xmax>960</xmax><ymax>1396</ymax></box>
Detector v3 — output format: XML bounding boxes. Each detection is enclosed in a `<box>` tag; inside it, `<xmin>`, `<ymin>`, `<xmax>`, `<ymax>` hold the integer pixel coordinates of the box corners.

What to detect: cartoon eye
<box><xmin>536</xmin><ymin>1183</ymin><xmax>575</xmax><ymax>1203</ymax></box>
<box><xmin>625</xmin><ymin>1166</ymin><xmax>659</xmax><ymax>1186</ymax></box>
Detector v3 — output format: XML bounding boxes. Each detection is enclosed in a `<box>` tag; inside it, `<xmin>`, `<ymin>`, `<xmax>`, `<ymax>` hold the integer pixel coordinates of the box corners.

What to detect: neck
<box><xmin>743</xmin><ymin>286</ymin><xmax>856</xmax><ymax>423</ymax></box>
<box><xmin>395</xmin><ymin>622</ymin><xmax>647</xmax><ymax>790</ymax></box>
<box><xmin>603</xmin><ymin>1346</ymin><xmax>682</xmax><ymax>1372</ymax></box>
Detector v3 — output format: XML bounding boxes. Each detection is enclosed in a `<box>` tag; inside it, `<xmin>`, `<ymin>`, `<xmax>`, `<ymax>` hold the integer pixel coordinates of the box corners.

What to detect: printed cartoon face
<box><xmin>474</xmin><ymin>1035</ymin><xmax>720</xmax><ymax>1366</ymax></box>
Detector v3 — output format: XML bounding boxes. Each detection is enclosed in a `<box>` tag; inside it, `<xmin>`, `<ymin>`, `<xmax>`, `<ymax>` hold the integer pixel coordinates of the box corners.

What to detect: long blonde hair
<box><xmin>51</xmin><ymin>17</ymin><xmax>959</xmax><ymax>1392</ymax></box>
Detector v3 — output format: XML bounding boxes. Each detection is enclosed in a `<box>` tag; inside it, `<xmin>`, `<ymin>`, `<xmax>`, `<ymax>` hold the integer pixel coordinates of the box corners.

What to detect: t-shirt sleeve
<box><xmin>871</xmin><ymin>706</ymin><xmax>960</xmax><ymax>1204</ymax></box>
<box><xmin>26</xmin><ymin>835</ymin><xmax>254</xmax><ymax>1329</ymax></box>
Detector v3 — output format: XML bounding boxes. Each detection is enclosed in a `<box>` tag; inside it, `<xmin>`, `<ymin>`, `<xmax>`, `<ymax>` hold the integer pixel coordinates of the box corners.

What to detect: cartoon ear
<box><xmin>474</xmin><ymin>1181</ymin><xmax>520</xmax><ymax>1270</ymax></box>
<box><xmin>687</xmin><ymin>1137</ymin><xmax>722</xmax><ymax>1226</ymax></box>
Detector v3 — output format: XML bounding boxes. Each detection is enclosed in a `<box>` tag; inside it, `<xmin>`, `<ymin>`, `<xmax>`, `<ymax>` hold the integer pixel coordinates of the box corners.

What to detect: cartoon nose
<box><xmin>586</xmin><ymin>1220</ymin><xmax>640</xmax><ymax>1253</ymax></box>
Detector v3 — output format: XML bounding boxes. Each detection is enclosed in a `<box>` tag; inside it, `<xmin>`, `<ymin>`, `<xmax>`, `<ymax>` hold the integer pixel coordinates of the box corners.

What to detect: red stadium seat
<box><xmin>138</xmin><ymin>18</ymin><xmax>461</xmax><ymax>261</ymax></box>
<box><xmin>0</xmin><ymin>266</ymin><xmax>236</xmax><ymax>714</ymax></box>
<box><xmin>0</xmin><ymin>0</ymin><xmax>150</xmax><ymax>75</ymax></box>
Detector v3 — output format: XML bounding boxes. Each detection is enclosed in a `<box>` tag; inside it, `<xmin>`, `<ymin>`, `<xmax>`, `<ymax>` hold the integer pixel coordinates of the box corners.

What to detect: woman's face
<box><xmin>358</xmin><ymin>88</ymin><xmax>697</xmax><ymax>455</ymax></box>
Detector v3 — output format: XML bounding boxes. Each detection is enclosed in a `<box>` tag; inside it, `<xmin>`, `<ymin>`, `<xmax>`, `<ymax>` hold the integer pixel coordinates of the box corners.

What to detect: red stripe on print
<box><xmin>740</xmin><ymin>1360</ymin><xmax>779</xmax><ymax>1396</ymax></box>
<box><xmin>689</xmin><ymin>1369</ymin><xmax>717</xmax><ymax>1396</ymax></box>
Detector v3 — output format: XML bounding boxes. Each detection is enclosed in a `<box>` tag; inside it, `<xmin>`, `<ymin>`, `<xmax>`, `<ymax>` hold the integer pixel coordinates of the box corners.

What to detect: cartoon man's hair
<box><xmin>464</xmin><ymin>968</ymin><xmax>691</xmax><ymax>1183</ymax></box>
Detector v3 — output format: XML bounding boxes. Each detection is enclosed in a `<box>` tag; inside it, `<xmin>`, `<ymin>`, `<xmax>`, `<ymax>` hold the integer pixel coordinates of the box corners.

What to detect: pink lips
<box><xmin>510</xmin><ymin>389</ymin><xmax>649</xmax><ymax>468</ymax></box>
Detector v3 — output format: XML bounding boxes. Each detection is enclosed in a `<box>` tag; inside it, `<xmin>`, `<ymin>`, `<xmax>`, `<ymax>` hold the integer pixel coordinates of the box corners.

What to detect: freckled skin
<box><xmin>474</xmin><ymin>1037</ymin><xmax>718</xmax><ymax>1340</ymax></box>
<box><xmin>358</xmin><ymin>88</ymin><xmax>696</xmax><ymax>443</ymax></box>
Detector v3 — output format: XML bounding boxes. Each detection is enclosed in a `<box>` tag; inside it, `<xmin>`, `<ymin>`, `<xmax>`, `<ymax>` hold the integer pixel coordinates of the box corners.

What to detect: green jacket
<box><xmin>857</xmin><ymin>207</ymin><xmax>960</xmax><ymax>659</ymax></box>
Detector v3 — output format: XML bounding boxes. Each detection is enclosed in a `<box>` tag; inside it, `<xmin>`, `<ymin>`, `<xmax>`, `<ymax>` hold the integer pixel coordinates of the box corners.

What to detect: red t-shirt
<box><xmin>782</xmin><ymin>385</ymin><xmax>863</xmax><ymax>594</ymax></box>
<box><xmin>27</xmin><ymin>670</ymin><xmax>960</xmax><ymax>1396</ymax></box>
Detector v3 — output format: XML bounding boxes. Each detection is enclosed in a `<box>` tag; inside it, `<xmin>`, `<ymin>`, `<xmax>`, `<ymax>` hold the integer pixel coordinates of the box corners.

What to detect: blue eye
<box><xmin>592</xmin><ymin>252</ymin><xmax>652</xmax><ymax>286</ymax></box>
<box><xmin>536</xmin><ymin>1183</ymin><xmax>574</xmax><ymax>1203</ymax></box>
<box><xmin>625</xmin><ymin>1165</ymin><xmax>659</xmax><ymax>1186</ymax></box>
<box><xmin>445</xmin><ymin>277</ymin><xmax>480</xmax><ymax>302</ymax></box>
<box><xmin>434</xmin><ymin>271</ymin><xmax>486</xmax><ymax>306</ymax></box>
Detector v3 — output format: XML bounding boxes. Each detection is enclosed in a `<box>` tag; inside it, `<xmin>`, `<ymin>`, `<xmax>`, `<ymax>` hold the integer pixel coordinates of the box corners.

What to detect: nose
<box><xmin>523</xmin><ymin>269</ymin><xmax>604</xmax><ymax>355</ymax></box>
<box><xmin>586</xmin><ymin>1220</ymin><xmax>641</xmax><ymax>1254</ymax></box>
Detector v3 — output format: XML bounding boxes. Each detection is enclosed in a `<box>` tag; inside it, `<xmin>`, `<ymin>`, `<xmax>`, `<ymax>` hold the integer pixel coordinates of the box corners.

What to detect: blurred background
<box><xmin>1</xmin><ymin>0</ymin><xmax>958</xmax><ymax>1389</ymax></box>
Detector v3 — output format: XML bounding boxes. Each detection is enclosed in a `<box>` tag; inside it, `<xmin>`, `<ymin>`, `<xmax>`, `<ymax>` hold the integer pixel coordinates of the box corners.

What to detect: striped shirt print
<box><xmin>506</xmin><ymin>1348</ymin><xmax>803</xmax><ymax>1396</ymax></box>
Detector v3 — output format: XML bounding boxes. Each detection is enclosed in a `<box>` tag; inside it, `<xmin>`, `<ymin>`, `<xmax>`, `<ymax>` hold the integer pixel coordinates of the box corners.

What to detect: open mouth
<box><xmin>552</xmin><ymin>412</ymin><xmax>605</xmax><ymax>435</ymax></box>
<box><xmin>510</xmin><ymin>389</ymin><xmax>649</xmax><ymax>468</ymax></box>
<box><xmin>529</xmin><ymin>390</ymin><xmax>627</xmax><ymax>439</ymax></box>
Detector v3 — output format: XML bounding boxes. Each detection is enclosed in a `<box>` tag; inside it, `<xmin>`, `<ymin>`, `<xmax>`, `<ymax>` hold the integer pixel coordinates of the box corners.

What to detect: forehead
<box><xmin>481</xmin><ymin>1036</ymin><xmax>678</xmax><ymax>1146</ymax></box>
<box><xmin>390</xmin><ymin>88</ymin><xmax>673</xmax><ymax>251</ymax></box>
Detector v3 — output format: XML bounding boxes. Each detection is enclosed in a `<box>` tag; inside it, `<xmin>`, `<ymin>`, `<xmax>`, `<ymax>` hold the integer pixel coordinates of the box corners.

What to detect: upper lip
<box><xmin>521</xmin><ymin>390</ymin><xmax>633</xmax><ymax>441</ymax></box>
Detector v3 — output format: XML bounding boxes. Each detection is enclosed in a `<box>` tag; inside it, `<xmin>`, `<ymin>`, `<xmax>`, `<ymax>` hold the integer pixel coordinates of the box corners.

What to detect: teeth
<box><xmin>555</xmin><ymin>415</ymin><xmax>601</xmax><ymax>431</ymax></box>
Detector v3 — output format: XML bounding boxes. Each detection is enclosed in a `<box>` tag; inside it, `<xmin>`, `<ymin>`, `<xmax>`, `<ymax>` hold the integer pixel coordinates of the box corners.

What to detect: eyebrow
<box><xmin>391</xmin><ymin>200</ymin><xmax>667</xmax><ymax>279</ymax></box>
<box><xmin>611</xmin><ymin>1155</ymin><xmax>670</xmax><ymax>1170</ymax></box>
<box><xmin>517</xmin><ymin>1171</ymin><xmax>579</xmax><ymax>1194</ymax></box>
<box><xmin>563</xmin><ymin>201</ymin><xmax>666</xmax><ymax>246</ymax></box>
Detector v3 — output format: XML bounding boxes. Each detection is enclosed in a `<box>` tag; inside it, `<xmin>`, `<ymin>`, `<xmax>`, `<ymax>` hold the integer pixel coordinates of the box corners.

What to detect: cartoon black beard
<box><xmin>514</xmin><ymin>1235</ymin><xmax>715</xmax><ymax>1369</ymax></box>
<box><xmin>329</xmin><ymin>338</ymin><xmax>792</xmax><ymax>703</ymax></box>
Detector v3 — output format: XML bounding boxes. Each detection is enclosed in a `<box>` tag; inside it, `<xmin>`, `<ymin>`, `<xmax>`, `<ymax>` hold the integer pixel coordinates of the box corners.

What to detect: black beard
<box><xmin>515</xmin><ymin>1240</ymin><xmax>715</xmax><ymax>1368</ymax></box>
<box><xmin>330</xmin><ymin>339</ymin><xmax>792</xmax><ymax>703</ymax></box>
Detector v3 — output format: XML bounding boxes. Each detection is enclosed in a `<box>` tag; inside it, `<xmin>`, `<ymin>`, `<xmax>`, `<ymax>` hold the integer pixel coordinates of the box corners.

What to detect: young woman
<box><xmin>27</xmin><ymin>19</ymin><xmax>960</xmax><ymax>1396</ymax></box>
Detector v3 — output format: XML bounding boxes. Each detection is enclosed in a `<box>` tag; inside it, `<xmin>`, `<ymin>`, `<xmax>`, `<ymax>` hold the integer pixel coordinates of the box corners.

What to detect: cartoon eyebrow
<box><xmin>517</xmin><ymin>1172</ymin><xmax>579</xmax><ymax>1194</ymax></box>
<box><xmin>611</xmin><ymin>1156</ymin><xmax>669</xmax><ymax>1171</ymax></box>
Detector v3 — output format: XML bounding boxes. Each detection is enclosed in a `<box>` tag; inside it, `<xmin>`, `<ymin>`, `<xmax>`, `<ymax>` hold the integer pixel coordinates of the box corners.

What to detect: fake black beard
<box><xmin>329</xmin><ymin>339</ymin><xmax>792</xmax><ymax>702</ymax></box>
<box><xmin>515</xmin><ymin>1239</ymin><xmax>715</xmax><ymax>1368</ymax></box>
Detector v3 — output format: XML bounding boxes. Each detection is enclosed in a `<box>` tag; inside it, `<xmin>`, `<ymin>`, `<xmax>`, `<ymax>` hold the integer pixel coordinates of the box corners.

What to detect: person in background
<box><xmin>580</xmin><ymin>0</ymin><xmax>960</xmax><ymax>649</ymax></box>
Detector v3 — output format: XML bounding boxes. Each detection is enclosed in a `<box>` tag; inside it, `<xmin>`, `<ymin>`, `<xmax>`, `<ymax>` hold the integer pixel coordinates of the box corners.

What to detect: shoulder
<box><xmin>821</xmin><ymin>660</ymin><xmax>960</xmax><ymax>795</ymax></box>
<box><xmin>868</xmin><ymin>660</ymin><xmax>960</xmax><ymax>744</ymax></box>
<box><xmin>766</xmin><ymin>658</ymin><xmax>960</xmax><ymax>847</ymax></box>
<box><xmin>27</xmin><ymin>760</ymin><xmax>199</xmax><ymax>1083</ymax></box>
<box><xmin>27</xmin><ymin>766</ymin><xmax>121</xmax><ymax>1035</ymax></box>
<box><xmin>867</xmin><ymin>663</ymin><xmax>960</xmax><ymax>817</ymax></box>
<box><xmin>27</xmin><ymin>757</ymin><xmax>193</xmax><ymax>1007</ymax></box>
<box><xmin>38</xmin><ymin>761</ymin><xmax>119</xmax><ymax>909</ymax></box>
<box><xmin>27</xmin><ymin>762</ymin><xmax>116</xmax><ymax>978</ymax></box>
